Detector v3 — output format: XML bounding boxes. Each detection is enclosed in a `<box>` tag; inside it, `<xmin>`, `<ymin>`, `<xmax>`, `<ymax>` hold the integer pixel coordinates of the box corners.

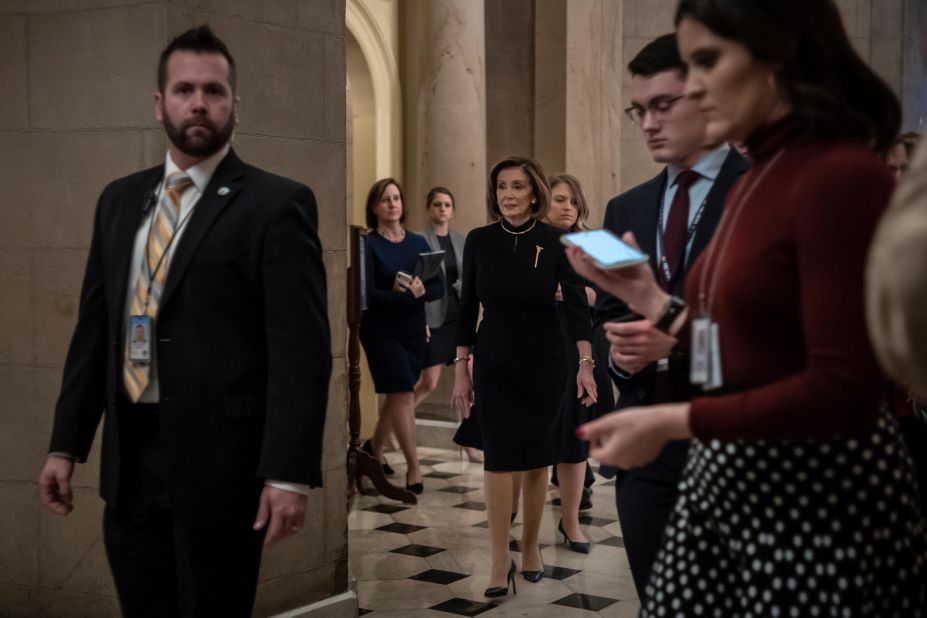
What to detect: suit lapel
<box><xmin>687</xmin><ymin>150</ymin><xmax>749</xmax><ymax>266</ymax></box>
<box><xmin>158</xmin><ymin>150</ymin><xmax>246</xmax><ymax>311</ymax></box>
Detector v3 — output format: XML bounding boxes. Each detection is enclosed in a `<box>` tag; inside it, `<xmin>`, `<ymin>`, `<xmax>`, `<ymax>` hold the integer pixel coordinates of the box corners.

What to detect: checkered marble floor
<box><xmin>349</xmin><ymin>446</ymin><xmax>640</xmax><ymax>617</ymax></box>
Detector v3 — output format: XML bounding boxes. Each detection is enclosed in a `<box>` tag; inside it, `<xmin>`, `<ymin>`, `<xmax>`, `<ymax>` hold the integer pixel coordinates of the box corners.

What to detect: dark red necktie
<box><xmin>661</xmin><ymin>169</ymin><xmax>700</xmax><ymax>290</ymax></box>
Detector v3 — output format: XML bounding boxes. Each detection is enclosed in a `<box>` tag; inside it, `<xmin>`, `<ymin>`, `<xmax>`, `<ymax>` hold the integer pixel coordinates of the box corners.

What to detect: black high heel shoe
<box><xmin>521</xmin><ymin>559</ymin><xmax>545</xmax><ymax>583</ymax></box>
<box><xmin>362</xmin><ymin>439</ymin><xmax>394</xmax><ymax>476</ymax></box>
<box><xmin>406</xmin><ymin>476</ymin><xmax>424</xmax><ymax>495</ymax></box>
<box><xmin>558</xmin><ymin>519</ymin><xmax>591</xmax><ymax>554</ymax></box>
<box><xmin>484</xmin><ymin>560</ymin><xmax>517</xmax><ymax>598</ymax></box>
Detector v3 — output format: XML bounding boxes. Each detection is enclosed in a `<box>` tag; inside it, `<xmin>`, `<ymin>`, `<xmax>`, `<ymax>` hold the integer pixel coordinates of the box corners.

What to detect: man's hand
<box><xmin>39</xmin><ymin>455</ymin><xmax>75</xmax><ymax>515</ymax></box>
<box><xmin>605</xmin><ymin>319</ymin><xmax>677</xmax><ymax>375</ymax></box>
<box><xmin>253</xmin><ymin>486</ymin><xmax>308</xmax><ymax>546</ymax></box>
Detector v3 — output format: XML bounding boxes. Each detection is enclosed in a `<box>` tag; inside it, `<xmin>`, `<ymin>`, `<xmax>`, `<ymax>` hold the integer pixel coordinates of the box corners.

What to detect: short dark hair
<box><xmin>365</xmin><ymin>178</ymin><xmax>406</xmax><ymax>229</ymax></box>
<box><xmin>158</xmin><ymin>25</ymin><xmax>236</xmax><ymax>93</ymax></box>
<box><xmin>675</xmin><ymin>0</ymin><xmax>900</xmax><ymax>152</ymax></box>
<box><xmin>425</xmin><ymin>186</ymin><xmax>455</xmax><ymax>209</ymax></box>
<box><xmin>487</xmin><ymin>156</ymin><xmax>550</xmax><ymax>222</ymax></box>
<box><xmin>628</xmin><ymin>33</ymin><xmax>685</xmax><ymax>78</ymax></box>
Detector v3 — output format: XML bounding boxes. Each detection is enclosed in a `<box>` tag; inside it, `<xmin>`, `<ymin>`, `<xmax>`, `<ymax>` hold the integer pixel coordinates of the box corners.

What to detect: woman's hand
<box><xmin>576</xmin><ymin>363</ymin><xmax>598</xmax><ymax>407</ymax></box>
<box><xmin>451</xmin><ymin>364</ymin><xmax>473</xmax><ymax>419</ymax></box>
<box><xmin>408</xmin><ymin>276</ymin><xmax>426</xmax><ymax>298</ymax></box>
<box><xmin>425</xmin><ymin>325</ymin><xmax>431</xmax><ymax>342</ymax></box>
<box><xmin>565</xmin><ymin>233</ymin><xmax>666</xmax><ymax>320</ymax></box>
<box><xmin>577</xmin><ymin>403</ymin><xmax>691</xmax><ymax>469</ymax></box>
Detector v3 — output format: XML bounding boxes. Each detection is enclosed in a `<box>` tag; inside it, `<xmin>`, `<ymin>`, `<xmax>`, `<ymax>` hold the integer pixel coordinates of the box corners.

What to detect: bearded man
<box><xmin>37</xmin><ymin>25</ymin><xmax>331</xmax><ymax>617</ymax></box>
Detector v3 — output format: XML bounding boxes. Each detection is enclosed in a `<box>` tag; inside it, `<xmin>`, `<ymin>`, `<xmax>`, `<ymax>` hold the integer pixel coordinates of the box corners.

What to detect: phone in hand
<box><xmin>394</xmin><ymin>271</ymin><xmax>413</xmax><ymax>292</ymax></box>
<box><xmin>560</xmin><ymin>229</ymin><xmax>649</xmax><ymax>270</ymax></box>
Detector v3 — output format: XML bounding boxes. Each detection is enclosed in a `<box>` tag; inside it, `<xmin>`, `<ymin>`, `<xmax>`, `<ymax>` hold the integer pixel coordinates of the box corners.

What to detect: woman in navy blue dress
<box><xmin>361</xmin><ymin>178</ymin><xmax>441</xmax><ymax>493</ymax></box>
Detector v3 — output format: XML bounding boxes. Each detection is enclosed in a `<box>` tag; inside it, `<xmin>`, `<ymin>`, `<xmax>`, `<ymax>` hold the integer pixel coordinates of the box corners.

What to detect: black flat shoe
<box><xmin>558</xmin><ymin>519</ymin><xmax>591</xmax><ymax>554</ymax></box>
<box><xmin>484</xmin><ymin>560</ymin><xmax>517</xmax><ymax>598</ymax></box>
<box><xmin>362</xmin><ymin>439</ymin><xmax>394</xmax><ymax>476</ymax></box>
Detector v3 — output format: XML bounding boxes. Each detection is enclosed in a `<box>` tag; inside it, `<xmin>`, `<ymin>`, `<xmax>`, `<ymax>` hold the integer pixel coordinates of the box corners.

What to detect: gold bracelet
<box><xmin>453</xmin><ymin>355</ymin><xmax>471</xmax><ymax>364</ymax></box>
<box><xmin>579</xmin><ymin>356</ymin><xmax>594</xmax><ymax>367</ymax></box>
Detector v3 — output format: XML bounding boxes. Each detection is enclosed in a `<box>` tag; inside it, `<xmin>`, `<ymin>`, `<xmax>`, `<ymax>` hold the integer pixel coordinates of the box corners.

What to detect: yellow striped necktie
<box><xmin>123</xmin><ymin>172</ymin><xmax>193</xmax><ymax>402</ymax></box>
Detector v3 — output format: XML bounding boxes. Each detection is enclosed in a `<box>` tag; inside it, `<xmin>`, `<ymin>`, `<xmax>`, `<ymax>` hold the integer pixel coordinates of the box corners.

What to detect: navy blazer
<box><xmin>49</xmin><ymin>149</ymin><xmax>332</xmax><ymax>523</ymax></box>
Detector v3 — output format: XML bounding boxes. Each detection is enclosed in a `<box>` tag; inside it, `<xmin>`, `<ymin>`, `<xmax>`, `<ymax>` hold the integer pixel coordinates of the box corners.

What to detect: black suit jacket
<box><xmin>49</xmin><ymin>149</ymin><xmax>332</xmax><ymax>523</ymax></box>
<box><xmin>594</xmin><ymin>148</ymin><xmax>748</xmax><ymax>411</ymax></box>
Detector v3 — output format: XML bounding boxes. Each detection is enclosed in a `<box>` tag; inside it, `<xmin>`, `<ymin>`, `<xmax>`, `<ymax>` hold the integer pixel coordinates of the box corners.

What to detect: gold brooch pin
<box><xmin>534</xmin><ymin>245</ymin><xmax>544</xmax><ymax>268</ymax></box>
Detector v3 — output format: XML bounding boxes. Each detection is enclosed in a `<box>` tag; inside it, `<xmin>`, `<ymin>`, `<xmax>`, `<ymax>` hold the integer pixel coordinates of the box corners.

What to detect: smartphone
<box><xmin>394</xmin><ymin>271</ymin><xmax>413</xmax><ymax>291</ymax></box>
<box><xmin>560</xmin><ymin>229</ymin><xmax>649</xmax><ymax>269</ymax></box>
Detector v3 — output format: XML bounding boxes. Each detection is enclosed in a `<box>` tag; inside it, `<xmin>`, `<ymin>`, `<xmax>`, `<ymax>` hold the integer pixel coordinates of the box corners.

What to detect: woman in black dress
<box><xmin>546</xmin><ymin>173</ymin><xmax>600</xmax><ymax>553</ymax></box>
<box><xmin>361</xmin><ymin>178</ymin><xmax>441</xmax><ymax>493</ymax></box>
<box><xmin>452</xmin><ymin>157</ymin><xmax>596</xmax><ymax>597</ymax></box>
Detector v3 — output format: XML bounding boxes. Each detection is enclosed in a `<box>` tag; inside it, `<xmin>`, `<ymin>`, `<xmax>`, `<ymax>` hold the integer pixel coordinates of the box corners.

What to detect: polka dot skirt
<box><xmin>642</xmin><ymin>412</ymin><xmax>927</xmax><ymax>617</ymax></box>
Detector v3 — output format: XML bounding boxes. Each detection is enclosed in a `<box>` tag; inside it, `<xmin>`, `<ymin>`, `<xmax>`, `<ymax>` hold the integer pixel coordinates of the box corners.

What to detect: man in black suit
<box><xmin>37</xmin><ymin>26</ymin><xmax>331</xmax><ymax>617</ymax></box>
<box><xmin>593</xmin><ymin>34</ymin><xmax>748</xmax><ymax>600</ymax></box>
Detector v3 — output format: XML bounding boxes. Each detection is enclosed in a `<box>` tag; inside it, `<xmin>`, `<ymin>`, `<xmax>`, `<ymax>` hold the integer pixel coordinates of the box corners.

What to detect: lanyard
<box><xmin>656</xmin><ymin>176</ymin><xmax>708</xmax><ymax>288</ymax></box>
<box><xmin>141</xmin><ymin>181</ymin><xmax>196</xmax><ymax>310</ymax></box>
<box><xmin>697</xmin><ymin>148</ymin><xmax>786</xmax><ymax>314</ymax></box>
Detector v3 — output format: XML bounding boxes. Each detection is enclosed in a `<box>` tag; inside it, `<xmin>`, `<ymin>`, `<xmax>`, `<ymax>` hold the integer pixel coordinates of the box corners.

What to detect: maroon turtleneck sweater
<box><xmin>686</xmin><ymin>117</ymin><xmax>894</xmax><ymax>441</ymax></box>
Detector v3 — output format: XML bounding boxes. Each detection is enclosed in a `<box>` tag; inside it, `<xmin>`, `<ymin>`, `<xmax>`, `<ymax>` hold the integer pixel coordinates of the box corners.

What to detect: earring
<box><xmin>531</xmin><ymin>199</ymin><xmax>536</xmax><ymax>204</ymax></box>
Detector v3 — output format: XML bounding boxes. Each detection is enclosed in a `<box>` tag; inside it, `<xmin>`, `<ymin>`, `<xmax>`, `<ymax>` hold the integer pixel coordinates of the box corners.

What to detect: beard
<box><xmin>161</xmin><ymin>108</ymin><xmax>235</xmax><ymax>158</ymax></box>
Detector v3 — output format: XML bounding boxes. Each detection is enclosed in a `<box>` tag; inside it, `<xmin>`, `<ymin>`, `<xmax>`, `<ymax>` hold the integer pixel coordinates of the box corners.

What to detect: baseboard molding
<box><xmin>268</xmin><ymin>590</ymin><xmax>357</xmax><ymax>618</ymax></box>
<box><xmin>415</xmin><ymin>418</ymin><xmax>458</xmax><ymax>449</ymax></box>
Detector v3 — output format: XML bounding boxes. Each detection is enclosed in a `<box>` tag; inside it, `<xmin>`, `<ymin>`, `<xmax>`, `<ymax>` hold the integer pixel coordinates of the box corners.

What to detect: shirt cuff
<box><xmin>265</xmin><ymin>480</ymin><xmax>312</xmax><ymax>496</ymax></box>
<box><xmin>607</xmin><ymin>355</ymin><xmax>634</xmax><ymax>380</ymax></box>
<box><xmin>48</xmin><ymin>452</ymin><xmax>77</xmax><ymax>462</ymax></box>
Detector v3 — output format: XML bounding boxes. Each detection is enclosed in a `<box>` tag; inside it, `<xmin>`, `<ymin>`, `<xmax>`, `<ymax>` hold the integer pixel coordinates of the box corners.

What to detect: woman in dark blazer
<box><xmin>360</xmin><ymin>178</ymin><xmax>441</xmax><ymax>494</ymax></box>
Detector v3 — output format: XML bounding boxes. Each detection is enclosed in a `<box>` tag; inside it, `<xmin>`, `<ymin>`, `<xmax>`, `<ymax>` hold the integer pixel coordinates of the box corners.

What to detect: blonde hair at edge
<box><xmin>548</xmin><ymin>173</ymin><xmax>591</xmax><ymax>232</ymax></box>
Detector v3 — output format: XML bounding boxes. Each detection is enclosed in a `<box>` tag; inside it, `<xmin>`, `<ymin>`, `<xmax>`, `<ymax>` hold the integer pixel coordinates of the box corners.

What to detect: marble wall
<box><xmin>0</xmin><ymin>2</ymin><xmax>349</xmax><ymax>616</ymax></box>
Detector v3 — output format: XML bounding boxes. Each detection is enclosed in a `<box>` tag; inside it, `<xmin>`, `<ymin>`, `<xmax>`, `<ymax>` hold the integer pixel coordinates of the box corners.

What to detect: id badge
<box><xmin>128</xmin><ymin>315</ymin><xmax>153</xmax><ymax>363</ymax></box>
<box><xmin>690</xmin><ymin>317</ymin><xmax>711</xmax><ymax>384</ymax></box>
<box><xmin>705</xmin><ymin>321</ymin><xmax>724</xmax><ymax>390</ymax></box>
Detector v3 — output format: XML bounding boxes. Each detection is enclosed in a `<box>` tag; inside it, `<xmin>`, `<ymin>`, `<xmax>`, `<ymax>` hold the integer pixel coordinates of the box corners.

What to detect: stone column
<box><xmin>0</xmin><ymin>2</ymin><xmax>351</xmax><ymax>616</ymax></box>
<box><xmin>535</xmin><ymin>0</ymin><xmax>625</xmax><ymax>224</ymax></box>
<box><xmin>402</xmin><ymin>0</ymin><xmax>487</xmax><ymax>234</ymax></box>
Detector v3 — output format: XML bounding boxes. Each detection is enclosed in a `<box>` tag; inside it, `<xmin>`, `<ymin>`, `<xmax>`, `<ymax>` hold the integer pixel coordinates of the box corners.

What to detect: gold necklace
<box><xmin>499</xmin><ymin>218</ymin><xmax>536</xmax><ymax>252</ymax></box>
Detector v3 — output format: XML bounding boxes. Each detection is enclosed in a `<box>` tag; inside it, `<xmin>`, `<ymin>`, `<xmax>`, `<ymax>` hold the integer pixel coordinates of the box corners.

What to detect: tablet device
<box><xmin>560</xmin><ymin>229</ymin><xmax>649</xmax><ymax>270</ymax></box>
<box><xmin>413</xmin><ymin>250</ymin><xmax>445</xmax><ymax>281</ymax></box>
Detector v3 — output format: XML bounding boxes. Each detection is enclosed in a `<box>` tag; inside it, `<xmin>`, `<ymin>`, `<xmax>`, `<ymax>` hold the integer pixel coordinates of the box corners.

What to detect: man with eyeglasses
<box><xmin>592</xmin><ymin>33</ymin><xmax>748</xmax><ymax>601</ymax></box>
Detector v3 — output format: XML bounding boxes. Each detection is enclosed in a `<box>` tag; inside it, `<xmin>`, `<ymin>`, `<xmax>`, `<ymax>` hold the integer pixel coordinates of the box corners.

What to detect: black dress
<box><xmin>456</xmin><ymin>219</ymin><xmax>592</xmax><ymax>471</ymax></box>
<box><xmin>554</xmin><ymin>302</ymin><xmax>595</xmax><ymax>464</ymax></box>
<box><xmin>360</xmin><ymin>231</ymin><xmax>442</xmax><ymax>393</ymax></box>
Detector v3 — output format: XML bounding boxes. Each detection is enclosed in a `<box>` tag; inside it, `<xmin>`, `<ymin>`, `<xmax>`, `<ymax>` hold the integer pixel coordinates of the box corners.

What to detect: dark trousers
<box><xmin>614</xmin><ymin>439</ymin><xmax>688</xmax><ymax>600</ymax></box>
<box><xmin>102</xmin><ymin>403</ymin><xmax>265</xmax><ymax>618</ymax></box>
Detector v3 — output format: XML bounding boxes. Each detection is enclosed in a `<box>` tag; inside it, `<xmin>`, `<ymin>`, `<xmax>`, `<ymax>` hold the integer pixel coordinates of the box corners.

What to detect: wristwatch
<box><xmin>654</xmin><ymin>295</ymin><xmax>686</xmax><ymax>333</ymax></box>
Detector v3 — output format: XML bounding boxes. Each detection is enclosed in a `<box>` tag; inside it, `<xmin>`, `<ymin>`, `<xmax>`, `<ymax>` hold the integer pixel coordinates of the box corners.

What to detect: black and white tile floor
<box><xmin>349</xmin><ymin>446</ymin><xmax>640</xmax><ymax>617</ymax></box>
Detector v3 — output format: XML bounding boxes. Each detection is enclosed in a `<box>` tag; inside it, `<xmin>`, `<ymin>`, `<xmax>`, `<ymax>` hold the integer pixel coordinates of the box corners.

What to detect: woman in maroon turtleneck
<box><xmin>569</xmin><ymin>0</ymin><xmax>926</xmax><ymax>616</ymax></box>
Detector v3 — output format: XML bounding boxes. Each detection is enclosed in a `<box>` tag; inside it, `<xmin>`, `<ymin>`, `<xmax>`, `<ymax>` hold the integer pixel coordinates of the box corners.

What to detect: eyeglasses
<box><xmin>624</xmin><ymin>95</ymin><xmax>685</xmax><ymax>125</ymax></box>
